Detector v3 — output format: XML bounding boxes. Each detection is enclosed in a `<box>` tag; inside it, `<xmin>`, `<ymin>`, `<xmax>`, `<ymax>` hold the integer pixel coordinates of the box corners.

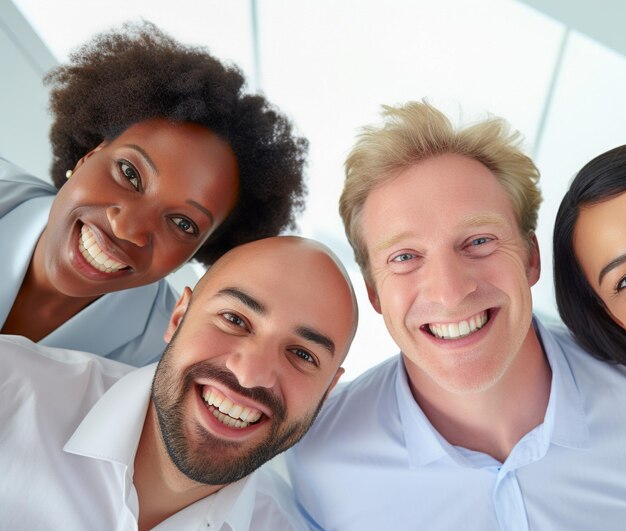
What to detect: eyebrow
<box><xmin>296</xmin><ymin>326</ymin><xmax>336</xmax><ymax>357</ymax></box>
<box><xmin>216</xmin><ymin>287</ymin><xmax>335</xmax><ymax>356</ymax></box>
<box><xmin>598</xmin><ymin>253</ymin><xmax>626</xmax><ymax>286</ymax></box>
<box><xmin>217</xmin><ymin>287</ymin><xmax>266</xmax><ymax>314</ymax></box>
<box><xmin>187</xmin><ymin>199</ymin><xmax>214</xmax><ymax>225</ymax></box>
<box><xmin>459</xmin><ymin>212</ymin><xmax>509</xmax><ymax>229</ymax></box>
<box><xmin>371</xmin><ymin>213</ymin><xmax>509</xmax><ymax>254</ymax></box>
<box><xmin>125</xmin><ymin>144</ymin><xmax>158</xmax><ymax>175</ymax></box>
<box><xmin>125</xmin><ymin>144</ymin><xmax>214</xmax><ymax>226</ymax></box>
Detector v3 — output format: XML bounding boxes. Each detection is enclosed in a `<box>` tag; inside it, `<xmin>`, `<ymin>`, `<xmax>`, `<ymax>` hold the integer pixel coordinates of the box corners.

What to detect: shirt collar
<box><xmin>63</xmin><ymin>363</ymin><xmax>155</xmax><ymax>467</ymax></box>
<box><xmin>204</xmin><ymin>472</ymin><xmax>259</xmax><ymax>531</ymax></box>
<box><xmin>534</xmin><ymin>319</ymin><xmax>590</xmax><ymax>450</ymax></box>
<box><xmin>64</xmin><ymin>364</ymin><xmax>263</xmax><ymax>531</ymax></box>
<box><xmin>395</xmin><ymin>357</ymin><xmax>450</xmax><ymax>467</ymax></box>
<box><xmin>395</xmin><ymin>316</ymin><xmax>590</xmax><ymax>469</ymax></box>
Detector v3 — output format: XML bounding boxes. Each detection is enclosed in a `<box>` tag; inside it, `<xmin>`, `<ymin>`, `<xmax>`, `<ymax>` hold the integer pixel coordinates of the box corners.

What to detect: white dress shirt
<box><xmin>287</xmin><ymin>319</ymin><xmax>626</xmax><ymax>530</ymax></box>
<box><xmin>0</xmin><ymin>157</ymin><xmax>178</xmax><ymax>367</ymax></box>
<box><xmin>0</xmin><ymin>336</ymin><xmax>306</xmax><ymax>530</ymax></box>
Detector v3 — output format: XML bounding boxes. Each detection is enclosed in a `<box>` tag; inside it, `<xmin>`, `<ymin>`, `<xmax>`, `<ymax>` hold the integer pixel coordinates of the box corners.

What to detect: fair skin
<box><xmin>360</xmin><ymin>153</ymin><xmax>550</xmax><ymax>462</ymax></box>
<box><xmin>573</xmin><ymin>191</ymin><xmax>626</xmax><ymax>329</ymax></box>
<box><xmin>2</xmin><ymin>119</ymin><xmax>239</xmax><ymax>341</ymax></box>
<box><xmin>133</xmin><ymin>237</ymin><xmax>356</xmax><ymax>530</ymax></box>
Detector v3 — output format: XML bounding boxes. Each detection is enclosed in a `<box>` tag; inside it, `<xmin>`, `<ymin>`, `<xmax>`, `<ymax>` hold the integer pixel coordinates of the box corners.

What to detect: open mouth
<box><xmin>426</xmin><ymin>310</ymin><xmax>490</xmax><ymax>340</ymax></box>
<box><xmin>78</xmin><ymin>224</ymin><xmax>130</xmax><ymax>273</ymax></box>
<box><xmin>201</xmin><ymin>385</ymin><xmax>264</xmax><ymax>429</ymax></box>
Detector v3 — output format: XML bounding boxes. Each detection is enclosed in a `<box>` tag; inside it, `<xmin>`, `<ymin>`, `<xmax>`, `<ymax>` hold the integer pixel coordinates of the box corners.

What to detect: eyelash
<box><xmin>220</xmin><ymin>312</ymin><xmax>318</xmax><ymax>366</ymax></box>
<box><xmin>290</xmin><ymin>348</ymin><xmax>317</xmax><ymax>365</ymax></box>
<box><xmin>391</xmin><ymin>252</ymin><xmax>416</xmax><ymax>263</ymax></box>
<box><xmin>614</xmin><ymin>276</ymin><xmax>626</xmax><ymax>294</ymax></box>
<box><xmin>117</xmin><ymin>160</ymin><xmax>141</xmax><ymax>191</ymax></box>
<box><xmin>470</xmin><ymin>237</ymin><xmax>491</xmax><ymax>246</ymax></box>
<box><xmin>117</xmin><ymin>160</ymin><xmax>199</xmax><ymax>237</ymax></box>
<box><xmin>170</xmin><ymin>216</ymin><xmax>199</xmax><ymax>236</ymax></box>
<box><xmin>221</xmin><ymin>312</ymin><xmax>248</xmax><ymax>330</ymax></box>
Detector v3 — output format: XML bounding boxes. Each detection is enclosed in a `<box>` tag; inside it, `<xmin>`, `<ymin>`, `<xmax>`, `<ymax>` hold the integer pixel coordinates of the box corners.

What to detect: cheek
<box><xmin>154</xmin><ymin>245</ymin><xmax>198</xmax><ymax>275</ymax></box>
<box><xmin>603</xmin><ymin>299</ymin><xmax>626</xmax><ymax>329</ymax></box>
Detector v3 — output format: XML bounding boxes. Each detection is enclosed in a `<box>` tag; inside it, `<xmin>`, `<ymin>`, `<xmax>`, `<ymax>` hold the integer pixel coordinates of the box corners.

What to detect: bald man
<box><xmin>0</xmin><ymin>236</ymin><xmax>358</xmax><ymax>531</ymax></box>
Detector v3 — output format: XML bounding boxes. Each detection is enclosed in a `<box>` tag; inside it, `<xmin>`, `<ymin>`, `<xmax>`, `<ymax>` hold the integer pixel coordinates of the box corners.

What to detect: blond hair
<box><xmin>339</xmin><ymin>101</ymin><xmax>542</xmax><ymax>285</ymax></box>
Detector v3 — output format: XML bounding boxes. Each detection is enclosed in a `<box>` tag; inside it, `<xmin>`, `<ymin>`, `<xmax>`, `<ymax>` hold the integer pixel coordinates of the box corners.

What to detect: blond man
<box><xmin>287</xmin><ymin>102</ymin><xmax>626</xmax><ymax>531</ymax></box>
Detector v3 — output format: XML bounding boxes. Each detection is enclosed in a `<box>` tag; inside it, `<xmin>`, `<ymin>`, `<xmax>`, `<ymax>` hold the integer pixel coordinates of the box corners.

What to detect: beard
<box><xmin>151</xmin><ymin>336</ymin><xmax>327</xmax><ymax>486</ymax></box>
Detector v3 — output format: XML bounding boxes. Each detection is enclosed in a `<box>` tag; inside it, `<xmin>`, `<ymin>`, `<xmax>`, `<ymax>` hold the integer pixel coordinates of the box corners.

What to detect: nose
<box><xmin>106</xmin><ymin>205</ymin><xmax>152</xmax><ymax>247</ymax></box>
<box><xmin>420</xmin><ymin>251</ymin><xmax>478</xmax><ymax>309</ymax></box>
<box><xmin>224</xmin><ymin>341</ymin><xmax>279</xmax><ymax>390</ymax></box>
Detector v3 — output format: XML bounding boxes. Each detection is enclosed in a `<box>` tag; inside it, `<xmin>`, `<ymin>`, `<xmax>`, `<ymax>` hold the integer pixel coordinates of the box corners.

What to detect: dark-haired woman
<box><xmin>553</xmin><ymin>145</ymin><xmax>626</xmax><ymax>364</ymax></box>
<box><xmin>0</xmin><ymin>22</ymin><xmax>307</xmax><ymax>366</ymax></box>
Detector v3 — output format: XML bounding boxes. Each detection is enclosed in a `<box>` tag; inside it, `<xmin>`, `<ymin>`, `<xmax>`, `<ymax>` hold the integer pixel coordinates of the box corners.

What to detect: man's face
<box><xmin>361</xmin><ymin>154</ymin><xmax>540</xmax><ymax>396</ymax></box>
<box><xmin>151</xmin><ymin>238</ymin><xmax>355</xmax><ymax>485</ymax></box>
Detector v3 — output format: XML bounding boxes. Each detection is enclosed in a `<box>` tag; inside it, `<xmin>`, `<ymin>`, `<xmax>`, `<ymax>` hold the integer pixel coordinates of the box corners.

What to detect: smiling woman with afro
<box><xmin>0</xmin><ymin>21</ymin><xmax>308</xmax><ymax>366</ymax></box>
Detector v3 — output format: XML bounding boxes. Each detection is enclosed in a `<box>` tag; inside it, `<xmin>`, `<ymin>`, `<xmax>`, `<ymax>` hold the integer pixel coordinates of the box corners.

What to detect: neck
<box><xmin>405</xmin><ymin>328</ymin><xmax>551</xmax><ymax>463</ymax></box>
<box><xmin>1</xmin><ymin>246</ymin><xmax>98</xmax><ymax>340</ymax></box>
<box><xmin>133</xmin><ymin>404</ymin><xmax>222</xmax><ymax>531</ymax></box>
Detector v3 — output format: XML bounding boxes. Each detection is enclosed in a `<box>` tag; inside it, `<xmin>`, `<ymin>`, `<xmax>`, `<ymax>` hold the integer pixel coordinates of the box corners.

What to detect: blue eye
<box><xmin>615</xmin><ymin>276</ymin><xmax>626</xmax><ymax>293</ymax></box>
<box><xmin>392</xmin><ymin>253</ymin><xmax>415</xmax><ymax>263</ymax></box>
<box><xmin>471</xmin><ymin>237</ymin><xmax>490</xmax><ymax>246</ymax></box>
<box><xmin>118</xmin><ymin>160</ymin><xmax>141</xmax><ymax>190</ymax></box>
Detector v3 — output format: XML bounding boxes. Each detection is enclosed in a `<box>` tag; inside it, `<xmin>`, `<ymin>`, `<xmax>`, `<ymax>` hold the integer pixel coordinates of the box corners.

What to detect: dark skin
<box><xmin>2</xmin><ymin>119</ymin><xmax>239</xmax><ymax>341</ymax></box>
<box><xmin>1</xmin><ymin>263</ymin><xmax>96</xmax><ymax>341</ymax></box>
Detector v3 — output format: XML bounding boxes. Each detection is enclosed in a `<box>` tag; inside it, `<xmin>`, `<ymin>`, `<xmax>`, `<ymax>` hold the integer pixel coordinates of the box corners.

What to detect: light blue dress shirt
<box><xmin>0</xmin><ymin>157</ymin><xmax>177</xmax><ymax>366</ymax></box>
<box><xmin>287</xmin><ymin>320</ymin><xmax>626</xmax><ymax>530</ymax></box>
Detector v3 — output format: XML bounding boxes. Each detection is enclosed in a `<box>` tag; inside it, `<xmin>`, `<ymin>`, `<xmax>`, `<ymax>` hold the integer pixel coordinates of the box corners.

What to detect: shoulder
<box><xmin>0</xmin><ymin>157</ymin><xmax>56</xmax><ymax>193</ymax></box>
<box><xmin>0</xmin><ymin>157</ymin><xmax>56</xmax><ymax>217</ymax></box>
<box><xmin>250</xmin><ymin>467</ymin><xmax>309</xmax><ymax>531</ymax></box>
<box><xmin>0</xmin><ymin>336</ymin><xmax>134</xmax><ymax>435</ymax></box>
<box><xmin>540</xmin><ymin>321</ymin><xmax>626</xmax><ymax>385</ymax></box>
<box><xmin>320</xmin><ymin>354</ymin><xmax>400</xmax><ymax>416</ymax></box>
<box><xmin>0</xmin><ymin>335</ymin><xmax>133</xmax><ymax>389</ymax></box>
<box><xmin>291</xmin><ymin>355</ymin><xmax>401</xmax><ymax>455</ymax></box>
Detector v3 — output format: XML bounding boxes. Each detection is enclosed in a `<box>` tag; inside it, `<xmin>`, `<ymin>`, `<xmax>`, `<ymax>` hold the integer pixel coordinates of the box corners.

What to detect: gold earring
<box><xmin>65</xmin><ymin>170</ymin><xmax>73</xmax><ymax>179</ymax></box>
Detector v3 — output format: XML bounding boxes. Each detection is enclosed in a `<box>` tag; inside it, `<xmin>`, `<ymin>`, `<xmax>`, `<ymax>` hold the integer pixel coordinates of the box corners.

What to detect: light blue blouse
<box><xmin>0</xmin><ymin>157</ymin><xmax>177</xmax><ymax>366</ymax></box>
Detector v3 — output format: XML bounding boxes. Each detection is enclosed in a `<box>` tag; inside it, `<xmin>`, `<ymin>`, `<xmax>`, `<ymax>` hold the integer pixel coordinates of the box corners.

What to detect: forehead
<box><xmin>107</xmin><ymin>119</ymin><xmax>239</xmax><ymax>220</ymax></box>
<box><xmin>574</xmin><ymin>192</ymin><xmax>626</xmax><ymax>284</ymax></box>
<box><xmin>110</xmin><ymin>119</ymin><xmax>238</xmax><ymax>176</ymax></box>
<box><xmin>361</xmin><ymin>154</ymin><xmax>518</xmax><ymax>244</ymax></box>
<box><xmin>196</xmin><ymin>242</ymin><xmax>355</xmax><ymax>347</ymax></box>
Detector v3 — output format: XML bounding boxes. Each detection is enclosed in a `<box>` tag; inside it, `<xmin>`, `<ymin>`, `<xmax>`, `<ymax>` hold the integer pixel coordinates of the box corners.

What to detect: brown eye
<box><xmin>170</xmin><ymin>216</ymin><xmax>198</xmax><ymax>236</ymax></box>
<box><xmin>291</xmin><ymin>348</ymin><xmax>317</xmax><ymax>365</ymax></box>
<box><xmin>118</xmin><ymin>160</ymin><xmax>141</xmax><ymax>191</ymax></box>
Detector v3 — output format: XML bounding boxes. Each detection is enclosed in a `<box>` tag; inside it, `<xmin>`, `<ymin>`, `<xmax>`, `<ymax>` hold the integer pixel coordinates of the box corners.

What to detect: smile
<box><xmin>78</xmin><ymin>225</ymin><xmax>129</xmax><ymax>273</ymax></box>
<box><xmin>428</xmin><ymin>310</ymin><xmax>489</xmax><ymax>340</ymax></box>
<box><xmin>202</xmin><ymin>386</ymin><xmax>263</xmax><ymax>429</ymax></box>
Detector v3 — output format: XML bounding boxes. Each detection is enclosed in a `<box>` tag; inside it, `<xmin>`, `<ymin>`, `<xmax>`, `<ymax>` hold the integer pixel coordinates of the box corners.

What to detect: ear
<box><xmin>527</xmin><ymin>232</ymin><xmax>541</xmax><ymax>287</ymax></box>
<box><xmin>164</xmin><ymin>287</ymin><xmax>193</xmax><ymax>342</ymax></box>
<box><xmin>324</xmin><ymin>367</ymin><xmax>345</xmax><ymax>401</ymax></box>
<box><xmin>73</xmin><ymin>141</ymin><xmax>107</xmax><ymax>171</ymax></box>
<box><xmin>366</xmin><ymin>281</ymin><xmax>381</xmax><ymax>314</ymax></box>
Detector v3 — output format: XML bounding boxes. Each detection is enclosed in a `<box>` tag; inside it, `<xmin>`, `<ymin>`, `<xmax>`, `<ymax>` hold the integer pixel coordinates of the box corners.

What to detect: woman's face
<box><xmin>573</xmin><ymin>191</ymin><xmax>626</xmax><ymax>329</ymax></box>
<box><xmin>39</xmin><ymin>118</ymin><xmax>240</xmax><ymax>299</ymax></box>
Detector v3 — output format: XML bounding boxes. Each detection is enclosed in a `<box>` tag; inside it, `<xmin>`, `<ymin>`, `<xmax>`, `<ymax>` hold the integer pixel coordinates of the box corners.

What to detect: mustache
<box><xmin>183</xmin><ymin>361</ymin><xmax>286</xmax><ymax>422</ymax></box>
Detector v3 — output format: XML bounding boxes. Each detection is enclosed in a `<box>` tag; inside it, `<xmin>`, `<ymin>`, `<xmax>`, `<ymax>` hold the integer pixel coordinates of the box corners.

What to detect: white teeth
<box><xmin>202</xmin><ymin>386</ymin><xmax>263</xmax><ymax>428</ymax></box>
<box><xmin>218</xmin><ymin>398</ymin><xmax>234</xmax><ymax>414</ymax></box>
<box><xmin>78</xmin><ymin>225</ymin><xmax>127</xmax><ymax>273</ymax></box>
<box><xmin>428</xmin><ymin>311</ymin><xmax>489</xmax><ymax>340</ymax></box>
